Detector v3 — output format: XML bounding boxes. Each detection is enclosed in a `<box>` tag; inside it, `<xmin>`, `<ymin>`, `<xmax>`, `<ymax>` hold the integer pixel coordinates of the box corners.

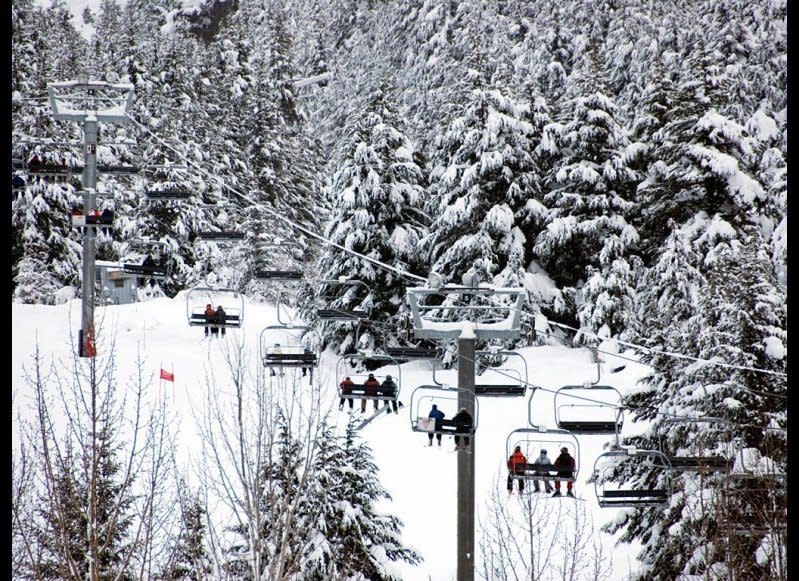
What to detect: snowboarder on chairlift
<box><xmin>553</xmin><ymin>447</ymin><xmax>576</xmax><ymax>497</ymax></box>
<box><xmin>427</xmin><ymin>404</ymin><xmax>445</xmax><ymax>447</ymax></box>
<box><xmin>452</xmin><ymin>407</ymin><xmax>473</xmax><ymax>450</ymax></box>
<box><xmin>361</xmin><ymin>373</ymin><xmax>380</xmax><ymax>413</ymax></box>
<box><xmin>302</xmin><ymin>347</ymin><xmax>313</xmax><ymax>377</ymax></box>
<box><xmin>507</xmin><ymin>445</ymin><xmax>528</xmax><ymax>494</ymax></box>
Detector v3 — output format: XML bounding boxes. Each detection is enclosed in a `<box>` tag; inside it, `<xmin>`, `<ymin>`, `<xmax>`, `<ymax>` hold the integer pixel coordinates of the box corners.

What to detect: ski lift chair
<box><xmin>660</xmin><ymin>417</ymin><xmax>735</xmax><ymax>473</ymax></box>
<box><xmin>316</xmin><ymin>278</ymin><xmax>370</xmax><ymax>321</ymax></box>
<box><xmin>408</xmin><ymin>385</ymin><xmax>478</xmax><ymax>442</ymax></box>
<box><xmin>553</xmin><ymin>383</ymin><xmax>624</xmax><ymax>434</ymax></box>
<box><xmin>593</xmin><ymin>447</ymin><xmax>673</xmax><ymax>508</ymax></box>
<box><xmin>186</xmin><ymin>286</ymin><xmax>244</xmax><ymax>328</ymax></box>
<box><xmin>473</xmin><ymin>350</ymin><xmax>528</xmax><ymax>396</ymax></box>
<box><xmin>505</xmin><ymin>426</ymin><xmax>580</xmax><ymax>489</ymax></box>
<box><xmin>336</xmin><ymin>352</ymin><xmax>402</xmax><ymax>407</ymax></box>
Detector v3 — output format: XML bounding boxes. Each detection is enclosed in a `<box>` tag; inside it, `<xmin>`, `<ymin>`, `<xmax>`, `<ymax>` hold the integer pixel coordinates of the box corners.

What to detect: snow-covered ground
<box><xmin>12</xmin><ymin>293</ymin><xmax>654</xmax><ymax>580</ymax></box>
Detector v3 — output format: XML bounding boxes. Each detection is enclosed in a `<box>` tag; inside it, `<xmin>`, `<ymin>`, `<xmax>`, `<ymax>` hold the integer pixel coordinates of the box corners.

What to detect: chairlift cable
<box><xmin>430</xmin><ymin>339</ymin><xmax>787</xmax><ymax>434</ymax></box>
<box><xmin>530</xmin><ymin>326</ymin><xmax>788</xmax><ymax>401</ymax></box>
<box><xmin>544</xmin><ymin>319</ymin><xmax>787</xmax><ymax>379</ymax></box>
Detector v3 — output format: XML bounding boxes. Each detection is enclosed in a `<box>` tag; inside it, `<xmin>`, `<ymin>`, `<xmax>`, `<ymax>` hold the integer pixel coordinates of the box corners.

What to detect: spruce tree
<box><xmin>532</xmin><ymin>89</ymin><xmax>639</xmax><ymax>334</ymax></box>
<box><xmin>301</xmin><ymin>419</ymin><xmax>422</xmax><ymax>579</ymax></box>
<box><xmin>159</xmin><ymin>485</ymin><xmax>212</xmax><ymax>580</ymax></box>
<box><xmin>612</xmin><ymin>228</ymin><xmax>786</xmax><ymax>579</ymax></box>
<box><xmin>304</xmin><ymin>86</ymin><xmax>428</xmax><ymax>353</ymax></box>
<box><xmin>425</xmin><ymin>86</ymin><xmax>538</xmax><ymax>288</ymax></box>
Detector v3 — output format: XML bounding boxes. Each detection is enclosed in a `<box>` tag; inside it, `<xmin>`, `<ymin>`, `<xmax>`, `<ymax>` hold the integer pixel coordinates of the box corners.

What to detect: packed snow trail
<box><xmin>12</xmin><ymin>294</ymin><xmax>653</xmax><ymax>580</ymax></box>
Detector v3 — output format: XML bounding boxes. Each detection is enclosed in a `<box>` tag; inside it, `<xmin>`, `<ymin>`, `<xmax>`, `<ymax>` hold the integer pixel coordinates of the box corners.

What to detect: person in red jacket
<box><xmin>361</xmin><ymin>373</ymin><xmax>380</xmax><ymax>413</ymax></box>
<box><xmin>339</xmin><ymin>376</ymin><xmax>355</xmax><ymax>411</ymax></box>
<box><xmin>553</xmin><ymin>447</ymin><xmax>576</xmax><ymax>497</ymax></box>
<box><xmin>507</xmin><ymin>445</ymin><xmax>528</xmax><ymax>494</ymax></box>
<box><xmin>203</xmin><ymin>303</ymin><xmax>216</xmax><ymax>337</ymax></box>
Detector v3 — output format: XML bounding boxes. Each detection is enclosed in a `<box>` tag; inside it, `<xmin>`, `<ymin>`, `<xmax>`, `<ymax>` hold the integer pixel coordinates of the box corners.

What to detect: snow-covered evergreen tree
<box><xmin>614</xmin><ymin>224</ymin><xmax>786</xmax><ymax>579</ymax></box>
<box><xmin>303</xmin><ymin>86</ymin><xmax>428</xmax><ymax>353</ymax></box>
<box><xmin>425</xmin><ymin>86</ymin><xmax>538</xmax><ymax>289</ymax></box>
<box><xmin>532</xmin><ymin>90</ymin><xmax>639</xmax><ymax>335</ymax></box>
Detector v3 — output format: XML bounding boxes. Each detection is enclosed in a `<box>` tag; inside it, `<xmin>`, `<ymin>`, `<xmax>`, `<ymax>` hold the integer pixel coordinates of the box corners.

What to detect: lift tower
<box><xmin>407</xmin><ymin>275</ymin><xmax>526</xmax><ymax>581</ymax></box>
<box><xmin>49</xmin><ymin>80</ymin><xmax>135</xmax><ymax>357</ymax></box>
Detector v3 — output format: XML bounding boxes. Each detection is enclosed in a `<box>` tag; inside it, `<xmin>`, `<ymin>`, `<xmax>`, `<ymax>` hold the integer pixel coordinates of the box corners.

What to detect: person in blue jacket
<box><xmin>427</xmin><ymin>404</ymin><xmax>445</xmax><ymax>447</ymax></box>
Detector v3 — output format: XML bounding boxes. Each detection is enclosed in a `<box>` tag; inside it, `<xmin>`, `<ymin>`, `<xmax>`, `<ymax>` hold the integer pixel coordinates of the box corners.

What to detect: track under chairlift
<box><xmin>553</xmin><ymin>383</ymin><xmax>624</xmax><ymax>434</ymax></box>
<box><xmin>186</xmin><ymin>286</ymin><xmax>244</xmax><ymax>329</ymax></box>
<box><xmin>593</xmin><ymin>447</ymin><xmax>673</xmax><ymax>508</ymax></box>
<box><xmin>473</xmin><ymin>350</ymin><xmax>528</xmax><ymax>396</ymax></box>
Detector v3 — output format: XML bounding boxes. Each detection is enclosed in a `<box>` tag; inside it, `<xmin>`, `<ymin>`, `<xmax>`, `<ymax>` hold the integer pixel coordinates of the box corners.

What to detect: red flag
<box><xmin>160</xmin><ymin>369</ymin><xmax>174</xmax><ymax>382</ymax></box>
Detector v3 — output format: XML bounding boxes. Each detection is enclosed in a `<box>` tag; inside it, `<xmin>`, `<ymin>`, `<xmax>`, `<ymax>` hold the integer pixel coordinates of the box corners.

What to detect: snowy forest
<box><xmin>11</xmin><ymin>0</ymin><xmax>786</xmax><ymax>579</ymax></box>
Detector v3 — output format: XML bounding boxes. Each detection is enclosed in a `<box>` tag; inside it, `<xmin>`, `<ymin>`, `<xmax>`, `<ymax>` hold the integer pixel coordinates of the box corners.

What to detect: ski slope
<box><xmin>12</xmin><ymin>293</ymin><xmax>653</xmax><ymax>580</ymax></box>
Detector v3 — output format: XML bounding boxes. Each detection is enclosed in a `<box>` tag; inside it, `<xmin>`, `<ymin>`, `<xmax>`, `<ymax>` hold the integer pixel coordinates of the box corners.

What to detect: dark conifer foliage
<box><xmin>33</xmin><ymin>426</ymin><xmax>135</xmax><ymax>580</ymax></box>
<box><xmin>158</xmin><ymin>485</ymin><xmax>212</xmax><ymax>580</ymax></box>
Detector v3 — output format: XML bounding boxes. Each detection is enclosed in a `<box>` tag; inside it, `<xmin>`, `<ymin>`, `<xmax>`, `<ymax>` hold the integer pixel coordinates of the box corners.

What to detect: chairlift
<box><xmin>473</xmin><ymin>350</ymin><xmax>528</xmax><ymax>396</ymax></box>
<box><xmin>408</xmin><ymin>384</ymin><xmax>478</xmax><ymax>439</ymax></box>
<box><xmin>185</xmin><ymin>286</ymin><xmax>244</xmax><ymax>328</ymax></box>
<box><xmin>505</xmin><ymin>427</ymin><xmax>580</xmax><ymax>488</ymax></box>
<box><xmin>727</xmin><ymin>440</ymin><xmax>787</xmax><ymax>483</ymax></box>
<box><xmin>144</xmin><ymin>189</ymin><xmax>192</xmax><ymax>201</ymax></box>
<box><xmin>385</xmin><ymin>345</ymin><xmax>441</xmax><ymax>360</ymax></box>
<box><xmin>553</xmin><ymin>383</ymin><xmax>624</xmax><ymax>434</ymax></box>
<box><xmin>96</xmin><ymin>163</ymin><xmax>140</xmax><ymax>175</ymax></box>
<box><xmin>122</xmin><ymin>256</ymin><xmax>168</xmax><ymax>279</ymax></box>
<box><xmin>593</xmin><ymin>447</ymin><xmax>673</xmax><ymax>508</ymax></box>
<box><xmin>316</xmin><ymin>278</ymin><xmax>370</xmax><ymax>321</ymax></box>
<box><xmin>335</xmin><ymin>352</ymin><xmax>402</xmax><ymax>406</ymax></box>
<box><xmin>255</xmin><ymin>270</ymin><xmax>304</xmax><ymax>281</ymax></box>
<box><xmin>71</xmin><ymin>209</ymin><xmax>115</xmax><ymax>230</ymax></box>
<box><xmin>28</xmin><ymin>161</ymin><xmax>74</xmax><ymax>176</ymax></box>
<box><xmin>260</xmin><ymin>324</ymin><xmax>318</xmax><ymax>380</ymax></box>
<box><xmin>196</xmin><ymin>230</ymin><xmax>247</xmax><ymax>242</ymax></box>
<box><xmin>659</xmin><ymin>417</ymin><xmax>735</xmax><ymax>473</ymax></box>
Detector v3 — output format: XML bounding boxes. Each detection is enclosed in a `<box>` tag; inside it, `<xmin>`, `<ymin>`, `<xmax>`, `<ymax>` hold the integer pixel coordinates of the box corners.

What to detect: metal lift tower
<box><xmin>48</xmin><ymin>80</ymin><xmax>135</xmax><ymax>357</ymax></box>
<box><xmin>407</xmin><ymin>277</ymin><xmax>526</xmax><ymax>581</ymax></box>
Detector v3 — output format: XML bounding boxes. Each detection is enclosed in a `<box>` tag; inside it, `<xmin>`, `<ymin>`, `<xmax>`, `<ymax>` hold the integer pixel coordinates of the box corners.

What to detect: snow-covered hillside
<box><xmin>12</xmin><ymin>293</ymin><xmax>655</xmax><ymax>580</ymax></box>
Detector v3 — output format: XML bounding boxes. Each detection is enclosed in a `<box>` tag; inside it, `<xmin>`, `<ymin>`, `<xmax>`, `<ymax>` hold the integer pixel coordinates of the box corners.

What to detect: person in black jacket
<box><xmin>452</xmin><ymin>407</ymin><xmax>473</xmax><ymax>450</ymax></box>
<box><xmin>215</xmin><ymin>305</ymin><xmax>227</xmax><ymax>337</ymax></box>
<box><xmin>552</xmin><ymin>447</ymin><xmax>576</xmax><ymax>497</ymax></box>
<box><xmin>381</xmin><ymin>375</ymin><xmax>399</xmax><ymax>413</ymax></box>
